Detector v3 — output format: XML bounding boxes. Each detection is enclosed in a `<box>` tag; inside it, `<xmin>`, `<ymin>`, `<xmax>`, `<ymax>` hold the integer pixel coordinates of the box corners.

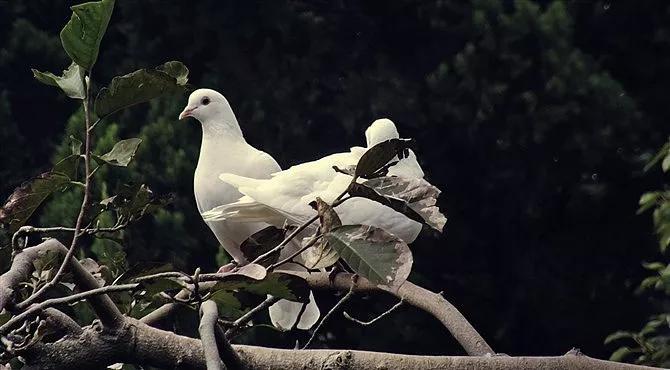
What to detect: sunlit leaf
<box><xmin>358</xmin><ymin>176</ymin><xmax>447</xmax><ymax>232</ymax></box>
<box><xmin>32</xmin><ymin>62</ymin><xmax>85</xmax><ymax>99</ymax></box>
<box><xmin>60</xmin><ymin>0</ymin><xmax>115</xmax><ymax>70</ymax></box>
<box><xmin>324</xmin><ymin>224</ymin><xmax>413</xmax><ymax>289</ymax></box>
<box><xmin>302</xmin><ymin>198</ymin><xmax>340</xmax><ymax>269</ymax></box>
<box><xmin>609</xmin><ymin>346</ymin><xmax>635</xmax><ymax>362</ymax></box>
<box><xmin>95</xmin><ymin>61</ymin><xmax>189</xmax><ymax>117</ymax></box>
<box><xmin>97</xmin><ymin>138</ymin><xmax>142</xmax><ymax>167</ymax></box>
<box><xmin>0</xmin><ymin>171</ymin><xmax>70</xmax><ymax>233</ymax></box>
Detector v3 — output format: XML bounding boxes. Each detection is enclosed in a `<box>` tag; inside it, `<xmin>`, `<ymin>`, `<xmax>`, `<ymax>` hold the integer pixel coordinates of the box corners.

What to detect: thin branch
<box><xmin>343</xmin><ymin>298</ymin><xmax>404</xmax><ymax>326</ymax></box>
<box><xmin>248</xmin><ymin>186</ymin><xmax>354</xmax><ymax>267</ymax></box>
<box><xmin>18</xmin><ymin>71</ymin><xmax>96</xmax><ymax>310</ymax></box>
<box><xmin>267</xmin><ymin>234</ymin><xmax>322</xmax><ymax>270</ymax></box>
<box><xmin>302</xmin><ymin>280</ymin><xmax>355</xmax><ymax>349</ymax></box>
<box><xmin>0</xmin><ymin>283</ymin><xmax>137</xmax><ymax>335</ymax></box>
<box><xmin>214</xmin><ymin>324</ymin><xmax>245</xmax><ymax>370</ymax></box>
<box><xmin>199</xmin><ymin>300</ymin><xmax>225</xmax><ymax>370</ymax></box>
<box><xmin>224</xmin><ymin>296</ymin><xmax>280</xmax><ymax>338</ymax></box>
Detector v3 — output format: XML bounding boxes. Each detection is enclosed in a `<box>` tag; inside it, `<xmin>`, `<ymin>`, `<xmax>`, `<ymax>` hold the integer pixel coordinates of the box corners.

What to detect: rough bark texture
<box><xmin>15</xmin><ymin>319</ymin><xmax>659</xmax><ymax>370</ymax></box>
<box><xmin>0</xmin><ymin>239</ymin><xmax>123</xmax><ymax>332</ymax></box>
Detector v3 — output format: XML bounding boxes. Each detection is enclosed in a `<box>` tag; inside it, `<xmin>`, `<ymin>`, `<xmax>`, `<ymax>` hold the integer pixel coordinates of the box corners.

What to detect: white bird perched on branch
<box><xmin>204</xmin><ymin>118</ymin><xmax>425</xmax><ymax>245</ymax></box>
<box><xmin>204</xmin><ymin>118</ymin><xmax>427</xmax><ymax>329</ymax></box>
<box><xmin>179</xmin><ymin>88</ymin><xmax>320</xmax><ymax>330</ymax></box>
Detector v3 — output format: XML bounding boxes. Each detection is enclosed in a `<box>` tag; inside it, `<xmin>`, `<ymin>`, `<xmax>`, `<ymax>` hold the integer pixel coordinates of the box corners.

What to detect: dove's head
<box><xmin>365</xmin><ymin>118</ymin><xmax>400</xmax><ymax>147</ymax></box>
<box><xmin>179</xmin><ymin>89</ymin><xmax>240</xmax><ymax>134</ymax></box>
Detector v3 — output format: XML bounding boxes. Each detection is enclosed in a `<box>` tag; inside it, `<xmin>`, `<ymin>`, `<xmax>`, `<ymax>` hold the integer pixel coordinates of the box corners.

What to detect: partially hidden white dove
<box><xmin>179</xmin><ymin>88</ymin><xmax>319</xmax><ymax>330</ymax></box>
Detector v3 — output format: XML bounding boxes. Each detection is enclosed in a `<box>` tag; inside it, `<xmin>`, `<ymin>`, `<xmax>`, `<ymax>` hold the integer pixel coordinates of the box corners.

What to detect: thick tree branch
<box><xmin>0</xmin><ymin>239</ymin><xmax>123</xmax><ymax>331</ymax></box>
<box><xmin>15</xmin><ymin>318</ymin><xmax>660</xmax><ymax>370</ymax></box>
<box><xmin>287</xmin><ymin>271</ymin><xmax>494</xmax><ymax>356</ymax></box>
<box><xmin>199</xmin><ymin>300</ymin><xmax>225</xmax><ymax>370</ymax></box>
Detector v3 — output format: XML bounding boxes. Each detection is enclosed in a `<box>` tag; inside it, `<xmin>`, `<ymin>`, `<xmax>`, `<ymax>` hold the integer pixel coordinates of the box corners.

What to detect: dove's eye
<box><xmin>201</xmin><ymin>97</ymin><xmax>211</xmax><ymax>105</ymax></box>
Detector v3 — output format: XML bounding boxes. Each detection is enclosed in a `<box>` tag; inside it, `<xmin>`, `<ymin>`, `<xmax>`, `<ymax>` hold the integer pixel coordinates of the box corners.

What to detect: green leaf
<box><xmin>52</xmin><ymin>154</ymin><xmax>80</xmax><ymax>180</ymax></box>
<box><xmin>69</xmin><ymin>135</ymin><xmax>83</xmax><ymax>155</ymax></box>
<box><xmin>103</xmin><ymin>184</ymin><xmax>173</xmax><ymax>222</ymax></box>
<box><xmin>644</xmin><ymin>142</ymin><xmax>670</xmax><ymax>172</ymax></box>
<box><xmin>663</xmin><ymin>154</ymin><xmax>670</xmax><ymax>172</ymax></box>
<box><xmin>211</xmin><ymin>272</ymin><xmax>310</xmax><ymax>303</ymax></box>
<box><xmin>117</xmin><ymin>262</ymin><xmax>174</xmax><ymax>283</ymax></box>
<box><xmin>31</xmin><ymin>62</ymin><xmax>85</xmax><ymax>99</ymax></box>
<box><xmin>642</xmin><ymin>262</ymin><xmax>666</xmax><ymax>272</ymax></box>
<box><xmin>609</xmin><ymin>346</ymin><xmax>635</xmax><ymax>362</ymax></box>
<box><xmin>209</xmin><ymin>290</ymin><xmax>243</xmax><ymax>317</ymax></box>
<box><xmin>324</xmin><ymin>224</ymin><xmax>413</xmax><ymax>289</ymax></box>
<box><xmin>137</xmin><ymin>278</ymin><xmax>183</xmax><ymax>296</ymax></box>
<box><xmin>355</xmin><ymin>138</ymin><xmax>415</xmax><ymax>179</ymax></box>
<box><xmin>0</xmin><ymin>171</ymin><xmax>70</xmax><ymax>233</ymax></box>
<box><xmin>60</xmin><ymin>0</ymin><xmax>115</xmax><ymax>70</ymax></box>
<box><xmin>97</xmin><ymin>138</ymin><xmax>142</xmax><ymax>167</ymax></box>
<box><xmin>605</xmin><ymin>331</ymin><xmax>634</xmax><ymax>344</ymax></box>
<box><xmin>239</xmin><ymin>226</ymin><xmax>286</xmax><ymax>267</ymax></box>
<box><xmin>94</xmin><ymin>61</ymin><xmax>189</xmax><ymax>117</ymax></box>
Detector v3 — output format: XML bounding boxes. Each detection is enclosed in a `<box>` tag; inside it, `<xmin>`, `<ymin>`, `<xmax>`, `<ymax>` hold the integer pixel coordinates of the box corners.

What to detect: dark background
<box><xmin>1</xmin><ymin>0</ymin><xmax>669</xmax><ymax>359</ymax></box>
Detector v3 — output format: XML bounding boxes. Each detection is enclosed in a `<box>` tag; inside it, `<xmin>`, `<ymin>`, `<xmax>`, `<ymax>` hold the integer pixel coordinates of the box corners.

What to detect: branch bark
<box><xmin>199</xmin><ymin>300</ymin><xmax>225</xmax><ymax>370</ymax></box>
<box><xmin>15</xmin><ymin>318</ymin><xmax>660</xmax><ymax>370</ymax></box>
<box><xmin>0</xmin><ymin>239</ymin><xmax>123</xmax><ymax>332</ymax></box>
<box><xmin>288</xmin><ymin>271</ymin><xmax>494</xmax><ymax>356</ymax></box>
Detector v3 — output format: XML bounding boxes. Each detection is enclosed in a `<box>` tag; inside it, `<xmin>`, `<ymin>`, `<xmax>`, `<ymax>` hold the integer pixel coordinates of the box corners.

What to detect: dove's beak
<box><xmin>179</xmin><ymin>106</ymin><xmax>196</xmax><ymax>120</ymax></box>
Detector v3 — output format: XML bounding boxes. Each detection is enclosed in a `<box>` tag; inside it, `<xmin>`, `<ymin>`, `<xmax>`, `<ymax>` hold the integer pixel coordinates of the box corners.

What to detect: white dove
<box><xmin>179</xmin><ymin>88</ymin><xmax>319</xmax><ymax>329</ymax></box>
<box><xmin>203</xmin><ymin>118</ymin><xmax>425</xmax><ymax>253</ymax></box>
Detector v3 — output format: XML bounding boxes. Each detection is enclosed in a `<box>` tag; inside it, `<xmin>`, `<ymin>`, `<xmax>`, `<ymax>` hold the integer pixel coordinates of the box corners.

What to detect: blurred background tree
<box><xmin>1</xmin><ymin>0</ymin><xmax>669</xmax><ymax>361</ymax></box>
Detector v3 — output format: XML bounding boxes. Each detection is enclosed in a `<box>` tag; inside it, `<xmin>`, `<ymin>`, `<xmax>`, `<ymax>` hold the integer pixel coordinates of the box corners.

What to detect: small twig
<box><xmin>343</xmin><ymin>299</ymin><xmax>404</xmax><ymax>326</ymax></box>
<box><xmin>302</xmin><ymin>276</ymin><xmax>357</xmax><ymax>349</ymax></box>
<box><xmin>267</xmin><ymin>234</ymin><xmax>322</xmax><ymax>270</ymax></box>
<box><xmin>225</xmin><ymin>296</ymin><xmax>280</xmax><ymax>338</ymax></box>
<box><xmin>199</xmin><ymin>300</ymin><xmax>225</xmax><ymax>370</ymax></box>
<box><xmin>214</xmin><ymin>323</ymin><xmax>245</xmax><ymax>370</ymax></box>
<box><xmin>248</xmin><ymin>184</ymin><xmax>355</xmax><ymax>267</ymax></box>
<box><xmin>289</xmin><ymin>302</ymin><xmax>309</xmax><ymax>332</ymax></box>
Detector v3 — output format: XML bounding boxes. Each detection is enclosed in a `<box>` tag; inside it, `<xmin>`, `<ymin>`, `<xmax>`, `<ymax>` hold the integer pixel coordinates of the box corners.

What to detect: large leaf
<box><xmin>32</xmin><ymin>62</ymin><xmax>85</xmax><ymax>99</ymax></box>
<box><xmin>95</xmin><ymin>61</ymin><xmax>189</xmax><ymax>117</ymax></box>
<box><xmin>0</xmin><ymin>172</ymin><xmax>70</xmax><ymax>233</ymax></box>
<box><xmin>359</xmin><ymin>176</ymin><xmax>447</xmax><ymax>232</ymax></box>
<box><xmin>239</xmin><ymin>226</ymin><xmax>286</xmax><ymax>266</ymax></box>
<box><xmin>355</xmin><ymin>138</ymin><xmax>414</xmax><ymax>179</ymax></box>
<box><xmin>97</xmin><ymin>138</ymin><xmax>142</xmax><ymax>167</ymax></box>
<box><xmin>210</xmin><ymin>272</ymin><xmax>310</xmax><ymax>303</ymax></box>
<box><xmin>60</xmin><ymin>0</ymin><xmax>115</xmax><ymax>70</ymax></box>
<box><xmin>324</xmin><ymin>224</ymin><xmax>413</xmax><ymax>289</ymax></box>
